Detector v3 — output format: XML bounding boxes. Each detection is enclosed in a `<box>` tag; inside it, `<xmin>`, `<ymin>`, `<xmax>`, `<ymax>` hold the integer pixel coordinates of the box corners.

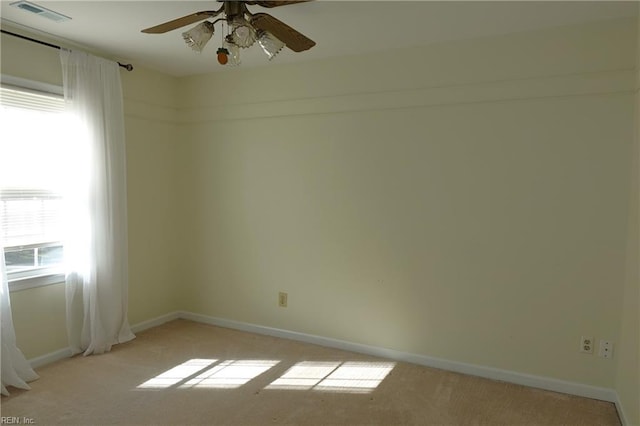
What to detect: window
<box><xmin>0</xmin><ymin>82</ymin><xmax>69</xmax><ymax>290</ymax></box>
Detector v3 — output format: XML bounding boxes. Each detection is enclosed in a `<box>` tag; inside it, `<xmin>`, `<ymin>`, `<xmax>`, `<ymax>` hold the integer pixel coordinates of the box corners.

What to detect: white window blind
<box><xmin>1</xmin><ymin>188</ymin><xmax>63</xmax><ymax>247</ymax></box>
<box><xmin>0</xmin><ymin>85</ymin><xmax>64</xmax><ymax>113</ymax></box>
<box><xmin>0</xmin><ymin>84</ymin><xmax>67</xmax><ymax>282</ymax></box>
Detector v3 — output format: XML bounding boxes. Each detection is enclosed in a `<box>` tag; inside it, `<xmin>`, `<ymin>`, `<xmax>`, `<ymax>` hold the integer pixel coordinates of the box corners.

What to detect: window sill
<box><xmin>9</xmin><ymin>273</ymin><xmax>65</xmax><ymax>292</ymax></box>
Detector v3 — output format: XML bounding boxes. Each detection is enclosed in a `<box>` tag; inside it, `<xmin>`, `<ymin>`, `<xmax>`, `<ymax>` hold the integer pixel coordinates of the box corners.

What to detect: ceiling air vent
<box><xmin>10</xmin><ymin>1</ymin><xmax>71</xmax><ymax>22</ymax></box>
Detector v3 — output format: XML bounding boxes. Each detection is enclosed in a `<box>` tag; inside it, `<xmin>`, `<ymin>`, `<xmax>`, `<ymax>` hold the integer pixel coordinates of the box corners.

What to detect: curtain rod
<box><xmin>1</xmin><ymin>29</ymin><xmax>134</xmax><ymax>71</ymax></box>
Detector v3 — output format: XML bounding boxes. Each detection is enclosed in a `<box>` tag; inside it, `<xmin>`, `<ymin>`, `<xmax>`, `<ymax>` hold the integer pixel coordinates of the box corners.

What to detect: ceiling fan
<box><xmin>141</xmin><ymin>1</ymin><xmax>315</xmax><ymax>65</ymax></box>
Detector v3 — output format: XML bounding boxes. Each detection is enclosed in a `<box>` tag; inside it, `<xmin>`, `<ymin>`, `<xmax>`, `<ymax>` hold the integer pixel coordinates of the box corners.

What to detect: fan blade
<box><xmin>250</xmin><ymin>13</ymin><xmax>315</xmax><ymax>52</ymax></box>
<box><xmin>142</xmin><ymin>10</ymin><xmax>222</xmax><ymax>34</ymax></box>
<box><xmin>245</xmin><ymin>1</ymin><xmax>310</xmax><ymax>8</ymax></box>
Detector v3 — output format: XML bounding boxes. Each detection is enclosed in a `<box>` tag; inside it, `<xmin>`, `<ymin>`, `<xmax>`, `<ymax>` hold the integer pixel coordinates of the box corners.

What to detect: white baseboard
<box><xmin>615</xmin><ymin>396</ymin><xmax>630</xmax><ymax>426</ymax></box>
<box><xmin>130</xmin><ymin>311</ymin><xmax>181</xmax><ymax>333</ymax></box>
<box><xmin>179</xmin><ymin>311</ymin><xmax>618</xmax><ymax>403</ymax></box>
<box><xmin>27</xmin><ymin>312</ymin><xmax>181</xmax><ymax>369</ymax></box>
<box><xmin>28</xmin><ymin>347</ymin><xmax>72</xmax><ymax>369</ymax></box>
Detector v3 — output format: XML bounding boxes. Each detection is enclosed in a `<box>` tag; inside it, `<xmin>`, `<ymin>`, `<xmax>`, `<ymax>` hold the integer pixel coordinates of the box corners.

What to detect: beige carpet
<box><xmin>1</xmin><ymin>319</ymin><xmax>620</xmax><ymax>425</ymax></box>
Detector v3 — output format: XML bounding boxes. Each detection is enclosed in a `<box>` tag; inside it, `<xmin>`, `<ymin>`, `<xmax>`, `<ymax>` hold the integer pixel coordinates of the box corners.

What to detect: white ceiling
<box><xmin>1</xmin><ymin>1</ymin><xmax>637</xmax><ymax>76</ymax></box>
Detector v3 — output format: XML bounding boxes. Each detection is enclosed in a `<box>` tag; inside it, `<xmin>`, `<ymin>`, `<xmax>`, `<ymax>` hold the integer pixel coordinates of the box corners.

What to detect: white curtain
<box><xmin>1</xmin><ymin>232</ymin><xmax>39</xmax><ymax>395</ymax></box>
<box><xmin>60</xmin><ymin>49</ymin><xmax>135</xmax><ymax>356</ymax></box>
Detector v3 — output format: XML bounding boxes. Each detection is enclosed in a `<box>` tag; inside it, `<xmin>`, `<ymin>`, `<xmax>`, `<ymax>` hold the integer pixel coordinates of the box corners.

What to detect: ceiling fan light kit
<box><xmin>257</xmin><ymin>30</ymin><xmax>285</xmax><ymax>60</ymax></box>
<box><xmin>230</xmin><ymin>17</ymin><xmax>257</xmax><ymax>48</ymax></box>
<box><xmin>182</xmin><ymin>21</ymin><xmax>215</xmax><ymax>53</ymax></box>
<box><xmin>142</xmin><ymin>1</ymin><xmax>315</xmax><ymax>66</ymax></box>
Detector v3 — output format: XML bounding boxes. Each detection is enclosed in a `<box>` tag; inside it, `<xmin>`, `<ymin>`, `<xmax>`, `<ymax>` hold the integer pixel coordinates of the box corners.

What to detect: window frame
<box><xmin>1</xmin><ymin>75</ymin><xmax>67</xmax><ymax>292</ymax></box>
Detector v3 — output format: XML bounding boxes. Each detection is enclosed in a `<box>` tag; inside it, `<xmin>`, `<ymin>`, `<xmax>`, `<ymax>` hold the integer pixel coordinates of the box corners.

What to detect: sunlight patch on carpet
<box><xmin>137</xmin><ymin>359</ymin><xmax>218</xmax><ymax>389</ymax></box>
<box><xmin>179</xmin><ymin>360</ymin><xmax>280</xmax><ymax>389</ymax></box>
<box><xmin>266</xmin><ymin>361</ymin><xmax>395</xmax><ymax>393</ymax></box>
<box><xmin>137</xmin><ymin>359</ymin><xmax>395</xmax><ymax>393</ymax></box>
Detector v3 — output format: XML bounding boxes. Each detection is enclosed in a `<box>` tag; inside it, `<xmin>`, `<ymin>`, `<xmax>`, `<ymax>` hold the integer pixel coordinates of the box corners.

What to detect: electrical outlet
<box><xmin>580</xmin><ymin>336</ymin><xmax>594</xmax><ymax>354</ymax></box>
<box><xmin>598</xmin><ymin>340</ymin><xmax>613</xmax><ymax>359</ymax></box>
<box><xmin>278</xmin><ymin>292</ymin><xmax>288</xmax><ymax>308</ymax></box>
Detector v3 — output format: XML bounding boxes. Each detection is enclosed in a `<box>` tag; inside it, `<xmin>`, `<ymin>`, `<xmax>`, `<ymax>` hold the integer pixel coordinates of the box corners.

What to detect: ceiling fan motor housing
<box><xmin>224</xmin><ymin>1</ymin><xmax>246</xmax><ymax>21</ymax></box>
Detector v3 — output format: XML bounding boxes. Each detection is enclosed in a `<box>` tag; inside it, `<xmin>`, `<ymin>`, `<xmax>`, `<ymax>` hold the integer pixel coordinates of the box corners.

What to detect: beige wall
<box><xmin>120</xmin><ymin>64</ymin><xmax>182</xmax><ymax>325</ymax></box>
<box><xmin>0</xmin><ymin>28</ymin><xmax>182</xmax><ymax>357</ymax></box>
<box><xmin>613</xmin><ymin>13</ymin><xmax>640</xmax><ymax>426</ymax></box>
<box><xmin>176</xmin><ymin>18</ymin><xmax>636</xmax><ymax>389</ymax></box>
